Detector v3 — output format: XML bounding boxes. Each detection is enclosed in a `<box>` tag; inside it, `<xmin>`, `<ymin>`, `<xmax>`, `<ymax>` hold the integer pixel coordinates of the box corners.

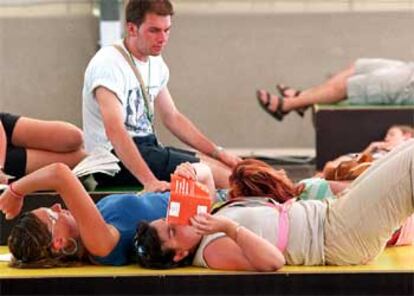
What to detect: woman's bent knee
<box><xmin>62</xmin><ymin>125</ymin><xmax>84</xmax><ymax>151</ymax></box>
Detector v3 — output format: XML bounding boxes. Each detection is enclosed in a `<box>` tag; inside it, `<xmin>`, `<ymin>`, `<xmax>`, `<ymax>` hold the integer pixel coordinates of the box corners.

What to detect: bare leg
<box><xmin>25</xmin><ymin>148</ymin><xmax>86</xmax><ymax>173</ymax></box>
<box><xmin>11</xmin><ymin>117</ymin><xmax>84</xmax><ymax>152</ymax></box>
<box><xmin>198</xmin><ymin>154</ymin><xmax>231</xmax><ymax>189</ymax></box>
<box><xmin>10</xmin><ymin>117</ymin><xmax>87</xmax><ymax>174</ymax></box>
<box><xmin>258</xmin><ymin>63</ymin><xmax>356</xmax><ymax>113</ymax></box>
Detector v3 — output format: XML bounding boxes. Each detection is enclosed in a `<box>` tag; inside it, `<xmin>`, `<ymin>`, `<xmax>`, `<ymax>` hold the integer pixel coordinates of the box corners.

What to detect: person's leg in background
<box><xmin>11</xmin><ymin>117</ymin><xmax>86</xmax><ymax>174</ymax></box>
<box><xmin>257</xmin><ymin>63</ymin><xmax>355</xmax><ymax>115</ymax></box>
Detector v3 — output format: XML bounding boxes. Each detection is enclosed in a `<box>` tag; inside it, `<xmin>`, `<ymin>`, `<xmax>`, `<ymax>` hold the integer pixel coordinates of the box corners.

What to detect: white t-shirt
<box><xmin>82</xmin><ymin>40</ymin><xmax>169</xmax><ymax>152</ymax></box>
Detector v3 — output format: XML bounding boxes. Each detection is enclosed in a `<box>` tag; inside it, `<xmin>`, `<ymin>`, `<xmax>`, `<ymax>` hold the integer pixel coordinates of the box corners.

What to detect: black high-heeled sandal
<box><xmin>276</xmin><ymin>84</ymin><xmax>308</xmax><ymax>117</ymax></box>
<box><xmin>256</xmin><ymin>90</ymin><xmax>289</xmax><ymax>121</ymax></box>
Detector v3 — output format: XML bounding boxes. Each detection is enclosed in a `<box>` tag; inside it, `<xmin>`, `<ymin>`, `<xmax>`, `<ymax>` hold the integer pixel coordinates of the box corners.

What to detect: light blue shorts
<box><xmin>346</xmin><ymin>58</ymin><xmax>414</xmax><ymax>105</ymax></box>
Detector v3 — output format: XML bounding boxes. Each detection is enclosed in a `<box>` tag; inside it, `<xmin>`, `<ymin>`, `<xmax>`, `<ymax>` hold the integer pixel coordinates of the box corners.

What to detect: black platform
<box><xmin>1</xmin><ymin>187</ymin><xmax>413</xmax><ymax>296</ymax></box>
<box><xmin>0</xmin><ymin>271</ymin><xmax>413</xmax><ymax>295</ymax></box>
<box><xmin>313</xmin><ymin>104</ymin><xmax>414</xmax><ymax>170</ymax></box>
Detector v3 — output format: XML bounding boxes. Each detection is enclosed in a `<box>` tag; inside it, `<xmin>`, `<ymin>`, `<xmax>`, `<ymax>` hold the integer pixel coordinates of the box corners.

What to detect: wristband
<box><xmin>211</xmin><ymin>146</ymin><xmax>224</xmax><ymax>159</ymax></box>
<box><xmin>9</xmin><ymin>183</ymin><xmax>24</xmax><ymax>199</ymax></box>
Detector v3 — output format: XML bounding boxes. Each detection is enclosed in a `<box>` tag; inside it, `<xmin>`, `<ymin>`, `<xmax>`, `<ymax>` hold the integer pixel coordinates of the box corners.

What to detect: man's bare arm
<box><xmin>95</xmin><ymin>86</ymin><xmax>170</xmax><ymax>192</ymax></box>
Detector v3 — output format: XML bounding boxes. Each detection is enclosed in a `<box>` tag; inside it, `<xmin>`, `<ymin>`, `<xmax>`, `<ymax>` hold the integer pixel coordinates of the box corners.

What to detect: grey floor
<box><xmin>253</xmin><ymin>155</ymin><xmax>316</xmax><ymax>181</ymax></box>
<box><xmin>278</xmin><ymin>164</ymin><xmax>316</xmax><ymax>182</ymax></box>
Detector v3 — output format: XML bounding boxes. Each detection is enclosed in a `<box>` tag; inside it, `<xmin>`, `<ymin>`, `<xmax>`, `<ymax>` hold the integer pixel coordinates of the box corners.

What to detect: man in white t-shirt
<box><xmin>82</xmin><ymin>0</ymin><xmax>240</xmax><ymax>191</ymax></box>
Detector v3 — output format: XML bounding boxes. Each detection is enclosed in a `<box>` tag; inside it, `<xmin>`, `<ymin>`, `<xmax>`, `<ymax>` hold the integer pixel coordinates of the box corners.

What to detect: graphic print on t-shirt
<box><xmin>124</xmin><ymin>87</ymin><xmax>152</xmax><ymax>135</ymax></box>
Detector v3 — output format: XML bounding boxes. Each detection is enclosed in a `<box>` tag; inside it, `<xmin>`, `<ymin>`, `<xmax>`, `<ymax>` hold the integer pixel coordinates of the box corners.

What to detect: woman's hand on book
<box><xmin>174</xmin><ymin>162</ymin><xmax>197</xmax><ymax>180</ymax></box>
<box><xmin>190</xmin><ymin>213</ymin><xmax>237</xmax><ymax>236</ymax></box>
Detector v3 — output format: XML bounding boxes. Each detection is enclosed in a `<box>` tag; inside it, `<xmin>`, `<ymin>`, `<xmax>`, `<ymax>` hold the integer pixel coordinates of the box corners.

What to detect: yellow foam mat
<box><xmin>0</xmin><ymin>245</ymin><xmax>413</xmax><ymax>278</ymax></box>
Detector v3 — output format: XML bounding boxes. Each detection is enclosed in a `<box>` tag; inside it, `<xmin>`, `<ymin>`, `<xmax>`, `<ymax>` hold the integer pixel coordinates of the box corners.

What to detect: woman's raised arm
<box><xmin>0</xmin><ymin>163</ymin><xmax>119</xmax><ymax>257</ymax></box>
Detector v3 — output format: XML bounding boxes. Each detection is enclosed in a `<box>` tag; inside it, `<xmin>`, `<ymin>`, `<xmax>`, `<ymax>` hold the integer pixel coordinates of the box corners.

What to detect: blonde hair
<box><xmin>390</xmin><ymin>125</ymin><xmax>414</xmax><ymax>138</ymax></box>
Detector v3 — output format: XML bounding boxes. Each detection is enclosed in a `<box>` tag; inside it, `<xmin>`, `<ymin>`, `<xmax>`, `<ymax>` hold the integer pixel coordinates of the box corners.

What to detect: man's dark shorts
<box><xmin>94</xmin><ymin>134</ymin><xmax>200</xmax><ymax>187</ymax></box>
<box><xmin>0</xmin><ymin>112</ymin><xmax>27</xmax><ymax>178</ymax></box>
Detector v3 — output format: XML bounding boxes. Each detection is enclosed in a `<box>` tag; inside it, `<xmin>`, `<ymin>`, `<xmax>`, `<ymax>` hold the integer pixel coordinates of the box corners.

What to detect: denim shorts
<box><xmin>0</xmin><ymin>112</ymin><xmax>26</xmax><ymax>179</ymax></box>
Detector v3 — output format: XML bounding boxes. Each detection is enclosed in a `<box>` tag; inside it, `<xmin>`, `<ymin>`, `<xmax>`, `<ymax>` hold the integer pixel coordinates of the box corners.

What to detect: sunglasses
<box><xmin>44</xmin><ymin>208</ymin><xmax>58</xmax><ymax>235</ymax></box>
<box><xmin>44</xmin><ymin>208</ymin><xmax>78</xmax><ymax>256</ymax></box>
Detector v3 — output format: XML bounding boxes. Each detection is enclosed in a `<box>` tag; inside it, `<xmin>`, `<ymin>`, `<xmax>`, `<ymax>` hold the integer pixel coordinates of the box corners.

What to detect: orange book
<box><xmin>167</xmin><ymin>175</ymin><xmax>212</xmax><ymax>225</ymax></box>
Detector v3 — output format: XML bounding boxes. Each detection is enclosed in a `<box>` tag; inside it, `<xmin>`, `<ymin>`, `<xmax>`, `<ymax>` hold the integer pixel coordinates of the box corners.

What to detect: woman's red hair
<box><xmin>228</xmin><ymin>159</ymin><xmax>304</xmax><ymax>203</ymax></box>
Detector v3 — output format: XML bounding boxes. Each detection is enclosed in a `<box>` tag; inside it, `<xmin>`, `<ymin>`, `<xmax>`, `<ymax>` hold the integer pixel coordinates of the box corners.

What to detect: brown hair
<box><xmin>126</xmin><ymin>0</ymin><xmax>174</xmax><ymax>28</ymax></box>
<box><xmin>228</xmin><ymin>159</ymin><xmax>304</xmax><ymax>203</ymax></box>
<box><xmin>134</xmin><ymin>221</ymin><xmax>193</xmax><ymax>269</ymax></box>
<box><xmin>8</xmin><ymin>212</ymin><xmax>85</xmax><ymax>268</ymax></box>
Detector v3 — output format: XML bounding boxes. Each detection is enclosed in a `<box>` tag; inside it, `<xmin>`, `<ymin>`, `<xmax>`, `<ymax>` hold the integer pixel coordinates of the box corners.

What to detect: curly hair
<box><xmin>126</xmin><ymin>0</ymin><xmax>174</xmax><ymax>28</ymax></box>
<box><xmin>228</xmin><ymin>159</ymin><xmax>304</xmax><ymax>203</ymax></box>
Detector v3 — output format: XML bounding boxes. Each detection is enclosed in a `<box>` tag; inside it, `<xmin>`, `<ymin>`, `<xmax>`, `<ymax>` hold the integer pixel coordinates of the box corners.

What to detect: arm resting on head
<box><xmin>0</xmin><ymin>163</ymin><xmax>119</xmax><ymax>257</ymax></box>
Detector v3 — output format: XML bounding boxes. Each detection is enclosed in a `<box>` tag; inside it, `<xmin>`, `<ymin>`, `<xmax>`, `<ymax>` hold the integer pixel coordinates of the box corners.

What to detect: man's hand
<box><xmin>143</xmin><ymin>179</ymin><xmax>170</xmax><ymax>193</ymax></box>
<box><xmin>217</xmin><ymin>150</ymin><xmax>242</xmax><ymax>168</ymax></box>
<box><xmin>0</xmin><ymin>189</ymin><xmax>23</xmax><ymax>220</ymax></box>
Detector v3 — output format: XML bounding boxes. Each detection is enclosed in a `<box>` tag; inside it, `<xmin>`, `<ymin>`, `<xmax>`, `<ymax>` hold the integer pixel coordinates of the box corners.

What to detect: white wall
<box><xmin>1</xmin><ymin>9</ymin><xmax>414</xmax><ymax>150</ymax></box>
<box><xmin>159</xmin><ymin>11</ymin><xmax>414</xmax><ymax>149</ymax></box>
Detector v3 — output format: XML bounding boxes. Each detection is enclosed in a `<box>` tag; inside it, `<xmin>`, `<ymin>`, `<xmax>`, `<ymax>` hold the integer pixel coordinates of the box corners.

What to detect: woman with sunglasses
<box><xmin>0</xmin><ymin>161</ymin><xmax>214</xmax><ymax>267</ymax></box>
<box><xmin>135</xmin><ymin>139</ymin><xmax>414</xmax><ymax>271</ymax></box>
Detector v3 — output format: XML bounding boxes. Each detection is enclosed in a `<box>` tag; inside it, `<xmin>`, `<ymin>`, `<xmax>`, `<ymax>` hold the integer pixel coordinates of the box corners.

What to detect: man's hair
<box><xmin>134</xmin><ymin>221</ymin><xmax>193</xmax><ymax>269</ymax></box>
<box><xmin>8</xmin><ymin>212</ymin><xmax>84</xmax><ymax>268</ymax></box>
<box><xmin>228</xmin><ymin>159</ymin><xmax>304</xmax><ymax>202</ymax></box>
<box><xmin>126</xmin><ymin>0</ymin><xmax>174</xmax><ymax>28</ymax></box>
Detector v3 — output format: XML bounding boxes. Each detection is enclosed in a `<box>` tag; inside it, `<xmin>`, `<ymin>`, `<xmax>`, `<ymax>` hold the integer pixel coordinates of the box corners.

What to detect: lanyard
<box><xmin>113</xmin><ymin>41</ymin><xmax>154</xmax><ymax>126</ymax></box>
